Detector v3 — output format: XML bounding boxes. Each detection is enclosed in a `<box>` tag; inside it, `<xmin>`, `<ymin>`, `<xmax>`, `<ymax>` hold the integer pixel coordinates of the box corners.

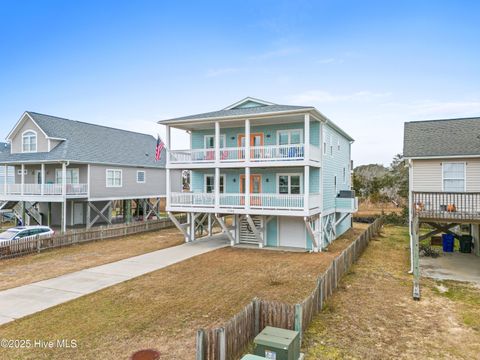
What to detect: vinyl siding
<box><xmin>412</xmin><ymin>158</ymin><xmax>480</xmax><ymax>192</ymax></box>
<box><xmin>89</xmin><ymin>165</ymin><xmax>175</xmax><ymax>198</ymax></box>
<box><xmin>14</xmin><ymin>164</ymin><xmax>88</xmax><ymax>184</ymax></box>
<box><xmin>336</xmin><ymin>214</ymin><xmax>352</xmax><ymax>237</ymax></box>
<box><xmin>322</xmin><ymin>123</ymin><xmax>352</xmax><ymax>211</ymax></box>
<box><xmin>10</xmin><ymin>117</ymin><xmax>49</xmax><ymax>153</ymax></box>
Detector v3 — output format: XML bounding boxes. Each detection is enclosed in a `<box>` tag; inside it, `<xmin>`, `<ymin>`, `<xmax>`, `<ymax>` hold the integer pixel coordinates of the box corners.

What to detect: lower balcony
<box><xmin>169</xmin><ymin>192</ymin><xmax>321</xmax><ymax>215</ymax></box>
<box><xmin>1</xmin><ymin>183</ymin><xmax>88</xmax><ymax>198</ymax></box>
<box><xmin>413</xmin><ymin>192</ymin><xmax>480</xmax><ymax>222</ymax></box>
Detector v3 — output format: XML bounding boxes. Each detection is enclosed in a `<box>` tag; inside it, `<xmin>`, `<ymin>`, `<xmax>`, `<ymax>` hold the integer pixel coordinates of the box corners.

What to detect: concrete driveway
<box><xmin>0</xmin><ymin>235</ymin><xmax>228</xmax><ymax>325</ymax></box>
<box><xmin>420</xmin><ymin>252</ymin><xmax>480</xmax><ymax>287</ymax></box>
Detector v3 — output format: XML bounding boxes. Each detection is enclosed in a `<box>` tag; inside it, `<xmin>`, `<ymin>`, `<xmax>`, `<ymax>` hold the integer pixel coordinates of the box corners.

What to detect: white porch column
<box><xmin>245</xmin><ymin>166</ymin><xmax>250</xmax><ymax>209</ymax></box>
<box><xmin>61</xmin><ymin>200</ymin><xmax>67</xmax><ymax>233</ymax></box>
<box><xmin>245</xmin><ymin>119</ymin><xmax>250</xmax><ymax>162</ymax></box>
<box><xmin>21</xmin><ymin>164</ymin><xmax>25</xmax><ymax>196</ymax></box>
<box><xmin>215</xmin><ymin>167</ymin><xmax>220</xmax><ymax>210</ymax></box>
<box><xmin>304</xmin><ymin>165</ymin><xmax>310</xmax><ymax>212</ymax></box>
<box><xmin>41</xmin><ymin>163</ymin><xmax>45</xmax><ymax>196</ymax></box>
<box><xmin>62</xmin><ymin>162</ymin><xmax>67</xmax><ymax>197</ymax></box>
<box><xmin>215</xmin><ymin>121</ymin><xmax>220</xmax><ymax>163</ymax></box>
<box><xmin>165</xmin><ymin>125</ymin><xmax>171</xmax><ymax>208</ymax></box>
<box><xmin>304</xmin><ymin>113</ymin><xmax>310</xmax><ymax>161</ymax></box>
<box><xmin>3</xmin><ymin>164</ymin><xmax>7</xmax><ymax>195</ymax></box>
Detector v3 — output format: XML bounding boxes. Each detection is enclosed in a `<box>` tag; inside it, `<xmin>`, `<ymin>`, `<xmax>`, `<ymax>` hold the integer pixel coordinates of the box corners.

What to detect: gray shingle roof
<box><xmin>0</xmin><ymin>112</ymin><xmax>165</xmax><ymax>167</ymax></box>
<box><xmin>404</xmin><ymin>117</ymin><xmax>480</xmax><ymax>158</ymax></box>
<box><xmin>159</xmin><ymin>104</ymin><xmax>313</xmax><ymax>123</ymax></box>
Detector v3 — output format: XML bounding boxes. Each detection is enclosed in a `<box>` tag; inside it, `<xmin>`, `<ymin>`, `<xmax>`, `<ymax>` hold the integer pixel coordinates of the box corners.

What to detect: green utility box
<box><xmin>253</xmin><ymin>326</ymin><xmax>301</xmax><ymax>360</ymax></box>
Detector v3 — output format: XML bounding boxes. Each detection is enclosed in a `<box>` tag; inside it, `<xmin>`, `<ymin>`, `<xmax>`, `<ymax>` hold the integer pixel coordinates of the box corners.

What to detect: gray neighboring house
<box><xmin>404</xmin><ymin>117</ymin><xmax>480</xmax><ymax>278</ymax></box>
<box><xmin>0</xmin><ymin>111</ymin><xmax>182</xmax><ymax>232</ymax></box>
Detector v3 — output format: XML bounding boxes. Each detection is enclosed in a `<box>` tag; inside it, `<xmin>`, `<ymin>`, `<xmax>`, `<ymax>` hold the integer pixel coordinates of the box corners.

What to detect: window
<box><xmin>443</xmin><ymin>162</ymin><xmax>465</xmax><ymax>192</ymax></box>
<box><xmin>55</xmin><ymin>168</ymin><xmax>80</xmax><ymax>184</ymax></box>
<box><xmin>106</xmin><ymin>169</ymin><xmax>122</xmax><ymax>187</ymax></box>
<box><xmin>277</xmin><ymin>174</ymin><xmax>302</xmax><ymax>194</ymax></box>
<box><xmin>338</xmin><ymin>139</ymin><xmax>341</xmax><ymax>151</ymax></box>
<box><xmin>205</xmin><ymin>174</ymin><xmax>225</xmax><ymax>193</ymax></box>
<box><xmin>323</xmin><ymin>130</ymin><xmax>327</xmax><ymax>155</ymax></box>
<box><xmin>343</xmin><ymin>167</ymin><xmax>346</xmax><ymax>184</ymax></box>
<box><xmin>277</xmin><ymin>129</ymin><xmax>303</xmax><ymax>145</ymax></box>
<box><xmin>137</xmin><ymin>170</ymin><xmax>146</xmax><ymax>183</ymax></box>
<box><xmin>330</xmin><ymin>136</ymin><xmax>333</xmax><ymax>156</ymax></box>
<box><xmin>204</xmin><ymin>135</ymin><xmax>226</xmax><ymax>149</ymax></box>
<box><xmin>22</xmin><ymin>131</ymin><xmax>37</xmax><ymax>153</ymax></box>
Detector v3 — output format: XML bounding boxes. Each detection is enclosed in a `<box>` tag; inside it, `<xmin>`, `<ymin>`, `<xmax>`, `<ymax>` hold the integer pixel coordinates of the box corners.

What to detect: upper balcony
<box><xmin>168</xmin><ymin>143</ymin><xmax>321</xmax><ymax>167</ymax></box>
<box><xmin>0</xmin><ymin>183</ymin><xmax>88</xmax><ymax>201</ymax></box>
<box><xmin>412</xmin><ymin>191</ymin><xmax>480</xmax><ymax>222</ymax></box>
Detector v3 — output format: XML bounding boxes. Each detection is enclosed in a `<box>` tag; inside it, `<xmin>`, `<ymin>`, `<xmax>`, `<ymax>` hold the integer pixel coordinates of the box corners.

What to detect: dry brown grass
<box><xmin>356</xmin><ymin>200</ymin><xmax>403</xmax><ymax>217</ymax></box>
<box><xmin>0</xmin><ymin>224</ymin><xmax>367</xmax><ymax>360</ymax></box>
<box><xmin>0</xmin><ymin>226</ymin><xmax>184</xmax><ymax>291</ymax></box>
<box><xmin>302</xmin><ymin>225</ymin><xmax>480</xmax><ymax>359</ymax></box>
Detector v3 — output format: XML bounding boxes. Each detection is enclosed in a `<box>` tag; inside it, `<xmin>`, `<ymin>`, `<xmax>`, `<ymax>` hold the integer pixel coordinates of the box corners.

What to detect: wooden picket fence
<box><xmin>196</xmin><ymin>217</ymin><xmax>384</xmax><ymax>360</ymax></box>
<box><xmin>0</xmin><ymin>215</ymin><xmax>186</xmax><ymax>260</ymax></box>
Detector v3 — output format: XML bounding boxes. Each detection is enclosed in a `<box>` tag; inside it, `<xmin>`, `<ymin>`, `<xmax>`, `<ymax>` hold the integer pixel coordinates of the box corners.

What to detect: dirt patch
<box><xmin>302</xmin><ymin>226</ymin><xmax>480</xmax><ymax>359</ymax></box>
<box><xmin>0</xmin><ymin>226</ymin><xmax>184</xmax><ymax>291</ymax></box>
<box><xmin>0</xmin><ymin>224</ymin><xmax>367</xmax><ymax>360</ymax></box>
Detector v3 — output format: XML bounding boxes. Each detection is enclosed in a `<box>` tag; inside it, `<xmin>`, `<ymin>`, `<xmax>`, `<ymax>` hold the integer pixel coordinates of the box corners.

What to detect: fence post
<box><xmin>294</xmin><ymin>303</ymin><xmax>303</xmax><ymax>343</ymax></box>
<box><xmin>195</xmin><ymin>329</ymin><xmax>205</xmax><ymax>360</ymax></box>
<box><xmin>218</xmin><ymin>327</ymin><xmax>226</xmax><ymax>360</ymax></box>
<box><xmin>36</xmin><ymin>235</ymin><xmax>41</xmax><ymax>253</ymax></box>
<box><xmin>253</xmin><ymin>297</ymin><xmax>260</xmax><ymax>336</ymax></box>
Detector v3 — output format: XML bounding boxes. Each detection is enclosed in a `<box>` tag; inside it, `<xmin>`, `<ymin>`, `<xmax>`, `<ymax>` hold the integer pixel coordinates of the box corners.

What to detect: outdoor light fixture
<box><xmin>231</xmin><ymin>136</ymin><xmax>235</xmax><ymax>140</ymax></box>
<box><xmin>233</xmin><ymin>178</ymin><xmax>236</xmax><ymax>183</ymax></box>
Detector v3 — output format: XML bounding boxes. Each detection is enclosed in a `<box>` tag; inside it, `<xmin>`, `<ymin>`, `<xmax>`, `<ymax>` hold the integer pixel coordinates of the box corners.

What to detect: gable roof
<box><xmin>404</xmin><ymin>117</ymin><xmax>480</xmax><ymax>158</ymax></box>
<box><xmin>158</xmin><ymin>97</ymin><xmax>354</xmax><ymax>142</ymax></box>
<box><xmin>0</xmin><ymin>112</ymin><xmax>165</xmax><ymax>168</ymax></box>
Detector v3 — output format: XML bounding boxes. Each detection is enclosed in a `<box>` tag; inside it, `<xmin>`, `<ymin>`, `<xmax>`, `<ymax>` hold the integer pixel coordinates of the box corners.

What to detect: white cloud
<box><xmin>409</xmin><ymin>100</ymin><xmax>480</xmax><ymax>118</ymax></box>
<box><xmin>249</xmin><ymin>47</ymin><xmax>301</xmax><ymax>60</ymax></box>
<box><xmin>288</xmin><ymin>90</ymin><xmax>392</xmax><ymax>104</ymax></box>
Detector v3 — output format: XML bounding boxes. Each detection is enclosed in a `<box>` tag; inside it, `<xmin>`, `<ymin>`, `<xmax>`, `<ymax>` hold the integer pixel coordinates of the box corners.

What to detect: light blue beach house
<box><xmin>160</xmin><ymin>97</ymin><xmax>357</xmax><ymax>251</ymax></box>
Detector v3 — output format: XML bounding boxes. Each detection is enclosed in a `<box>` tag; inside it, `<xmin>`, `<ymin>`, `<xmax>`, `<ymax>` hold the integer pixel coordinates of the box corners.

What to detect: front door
<box><xmin>238</xmin><ymin>133</ymin><xmax>264</xmax><ymax>159</ymax></box>
<box><xmin>240</xmin><ymin>174</ymin><xmax>262</xmax><ymax>205</ymax></box>
<box><xmin>73</xmin><ymin>203</ymin><xmax>84</xmax><ymax>225</ymax></box>
<box><xmin>35</xmin><ymin>170</ymin><xmax>42</xmax><ymax>184</ymax></box>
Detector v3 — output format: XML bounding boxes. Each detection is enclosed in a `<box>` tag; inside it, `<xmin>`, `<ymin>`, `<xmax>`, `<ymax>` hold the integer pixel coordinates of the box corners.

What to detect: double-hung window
<box><xmin>278</xmin><ymin>174</ymin><xmax>302</xmax><ymax>194</ymax></box>
<box><xmin>22</xmin><ymin>131</ymin><xmax>37</xmax><ymax>153</ymax></box>
<box><xmin>204</xmin><ymin>135</ymin><xmax>226</xmax><ymax>149</ymax></box>
<box><xmin>277</xmin><ymin>129</ymin><xmax>302</xmax><ymax>145</ymax></box>
<box><xmin>443</xmin><ymin>162</ymin><xmax>465</xmax><ymax>192</ymax></box>
<box><xmin>205</xmin><ymin>174</ymin><xmax>225</xmax><ymax>193</ymax></box>
<box><xmin>106</xmin><ymin>169</ymin><xmax>122</xmax><ymax>187</ymax></box>
<box><xmin>55</xmin><ymin>168</ymin><xmax>80</xmax><ymax>184</ymax></box>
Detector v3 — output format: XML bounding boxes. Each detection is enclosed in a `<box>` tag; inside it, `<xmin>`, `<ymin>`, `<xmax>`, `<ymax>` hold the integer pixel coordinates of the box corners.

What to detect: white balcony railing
<box><xmin>170</xmin><ymin>192</ymin><xmax>321</xmax><ymax>211</ymax></box>
<box><xmin>169</xmin><ymin>144</ymin><xmax>322</xmax><ymax>165</ymax></box>
<box><xmin>2</xmin><ymin>183</ymin><xmax>88</xmax><ymax>196</ymax></box>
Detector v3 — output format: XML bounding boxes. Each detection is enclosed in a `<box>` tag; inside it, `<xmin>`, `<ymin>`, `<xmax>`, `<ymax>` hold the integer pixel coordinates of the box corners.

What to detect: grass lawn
<box><xmin>0</xmin><ymin>223</ymin><xmax>368</xmax><ymax>360</ymax></box>
<box><xmin>0</xmin><ymin>226</ymin><xmax>185</xmax><ymax>291</ymax></box>
<box><xmin>302</xmin><ymin>225</ymin><xmax>480</xmax><ymax>359</ymax></box>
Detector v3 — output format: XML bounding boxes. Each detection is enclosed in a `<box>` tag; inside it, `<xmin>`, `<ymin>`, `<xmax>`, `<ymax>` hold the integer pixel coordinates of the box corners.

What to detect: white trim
<box><xmin>21</xmin><ymin>130</ymin><xmax>38</xmax><ymax>153</ymax></box>
<box><xmin>136</xmin><ymin>170</ymin><xmax>146</xmax><ymax>183</ymax></box>
<box><xmin>204</xmin><ymin>174</ymin><xmax>225</xmax><ymax>193</ymax></box>
<box><xmin>7</xmin><ymin>112</ymin><xmax>49</xmax><ymax>141</ymax></box>
<box><xmin>405</xmin><ymin>155</ymin><xmax>480</xmax><ymax>160</ymax></box>
<box><xmin>105</xmin><ymin>169</ymin><xmax>123</xmax><ymax>188</ymax></box>
<box><xmin>223</xmin><ymin>97</ymin><xmax>275</xmax><ymax>110</ymax></box>
<box><xmin>441</xmin><ymin>161</ymin><xmax>466</xmax><ymax>192</ymax></box>
<box><xmin>276</xmin><ymin>128</ymin><xmax>303</xmax><ymax>145</ymax></box>
<box><xmin>276</xmin><ymin>173</ymin><xmax>303</xmax><ymax>194</ymax></box>
<box><xmin>90</xmin><ymin>195</ymin><xmax>166</xmax><ymax>201</ymax></box>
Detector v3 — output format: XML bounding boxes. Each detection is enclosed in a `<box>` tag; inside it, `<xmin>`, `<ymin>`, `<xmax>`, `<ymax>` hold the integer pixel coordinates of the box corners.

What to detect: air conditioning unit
<box><xmin>253</xmin><ymin>326</ymin><xmax>304</xmax><ymax>360</ymax></box>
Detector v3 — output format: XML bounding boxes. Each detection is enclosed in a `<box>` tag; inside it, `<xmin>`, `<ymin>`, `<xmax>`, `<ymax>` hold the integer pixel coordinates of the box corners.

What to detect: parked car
<box><xmin>0</xmin><ymin>226</ymin><xmax>55</xmax><ymax>256</ymax></box>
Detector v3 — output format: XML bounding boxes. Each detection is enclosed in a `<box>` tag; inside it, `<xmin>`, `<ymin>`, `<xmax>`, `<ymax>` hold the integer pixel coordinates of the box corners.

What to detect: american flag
<box><xmin>155</xmin><ymin>135</ymin><xmax>165</xmax><ymax>161</ymax></box>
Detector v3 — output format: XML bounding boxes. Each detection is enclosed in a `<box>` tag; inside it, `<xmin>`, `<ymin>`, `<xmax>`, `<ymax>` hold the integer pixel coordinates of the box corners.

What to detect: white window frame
<box><xmin>343</xmin><ymin>167</ymin><xmax>346</xmax><ymax>184</ymax></box>
<box><xmin>136</xmin><ymin>170</ymin><xmax>146</xmax><ymax>184</ymax></box>
<box><xmin>106</xmin><ymin>169</ymin><xmax>123</xmax><ymax>188</ymax></box>
<box><xmin>323</xmin><ymin>130</ymin><xmax>327</xmax><ymax>155</ymax></box>
<box><xmin>337</xmin><ymin>139</ymin><xmax>341</xmax><ymax>151</ymax></box>
<box><xmin>204</xmin><ymin>174</ymin><xmax>225</xmax><ymax>193</ymax></box>
<box><xmin>55</xmin><ymin>168</ymin><xmax>80</xmax><ymax>184</ymax></box>
<box><xmin>276</xmin><ymin>173</ymin><xmax>303</xmax><ymax>194</ymax></box>
<box><xmin>276</xmin><ymin>129</ymin><xmax>303</xmax><ymax>145</ymax></box>
<box><xmin>330</xmin><ymin>135</ymin><xmax>333</xmax><ymax>157</ymax></box>
<box><xmin>442</xmin><ymin>162</ymin><xmax>466</xmax><ymax>192</ymax></box>
<box><xmin>17</xmin><ymin>169</ymin><xmax>28</xmax><ymax>175</ymax></box>
<box><xmin>22</xmin><ymin>130</ymin><xmax>38</xmax><ymax>153</ymax></box>
<box><xmin>204</xmin><ymin>134</ymin><xmax>226</xmax><ymax>149</ymax></box>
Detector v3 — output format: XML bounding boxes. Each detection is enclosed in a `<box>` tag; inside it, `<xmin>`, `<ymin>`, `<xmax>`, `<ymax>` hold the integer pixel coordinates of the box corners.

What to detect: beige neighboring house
<box><xmin>0</xmin><ymin>112</ymin><xmax>182</xmax><ymax>232</ymax></box>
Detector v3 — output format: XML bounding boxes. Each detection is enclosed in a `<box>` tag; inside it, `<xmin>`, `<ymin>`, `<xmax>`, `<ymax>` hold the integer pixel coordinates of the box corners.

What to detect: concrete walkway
<box><xmin>421</xmin><ymin>252</ymin><xmax>480</xmax><ymax>286</ymax></box>
<box><xmin>0</xmin><ymin>235</ymin><xmax>228</xmax><ymax>325</ymax></box>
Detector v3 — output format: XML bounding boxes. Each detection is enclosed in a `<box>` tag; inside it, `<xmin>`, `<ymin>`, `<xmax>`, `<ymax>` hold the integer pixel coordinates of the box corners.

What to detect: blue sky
<box><xmin>1</xmin><ymin>0</ymin><xmax>479</xmax><ymax>165</ymax></box>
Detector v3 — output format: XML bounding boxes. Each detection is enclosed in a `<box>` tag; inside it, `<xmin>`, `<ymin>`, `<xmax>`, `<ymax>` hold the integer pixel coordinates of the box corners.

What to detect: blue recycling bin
<box><xmin>442</xmin><ymin>233</ymin><xmax>454</xmax><ymax>252</ymax></box>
